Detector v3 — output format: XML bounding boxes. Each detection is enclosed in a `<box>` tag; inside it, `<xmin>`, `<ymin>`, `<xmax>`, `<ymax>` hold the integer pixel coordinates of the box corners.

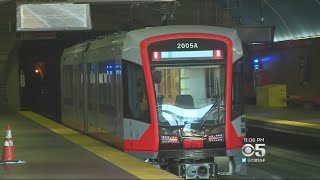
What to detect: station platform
<box><xmin>0</xmin><ymin>105</ymin><xmax>180</xmax><ymax>179</ymax></box>
<box><xmin>245</xmin><ymin>105</ymin><xmax>320</xmax><ymax>138</ymax></box>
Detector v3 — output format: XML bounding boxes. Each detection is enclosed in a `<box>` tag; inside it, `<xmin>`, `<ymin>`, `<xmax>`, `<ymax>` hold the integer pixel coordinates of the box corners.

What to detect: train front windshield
<box><xmin>153</xmin><ymin>65</ymin><xmax>226</xmax><ymax>134</ymax></box>
<box><xmin>147</xmin><ymin>38</ymin><xmax>229</xmax><ymax>148</ymax></box>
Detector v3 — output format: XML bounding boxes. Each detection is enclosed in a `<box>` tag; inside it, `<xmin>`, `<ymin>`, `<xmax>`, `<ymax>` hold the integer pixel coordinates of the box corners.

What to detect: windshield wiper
<box><xmin>198</xmin><ymin>96</ymin><xmax>221</xmax><ymax>126</ymax></box>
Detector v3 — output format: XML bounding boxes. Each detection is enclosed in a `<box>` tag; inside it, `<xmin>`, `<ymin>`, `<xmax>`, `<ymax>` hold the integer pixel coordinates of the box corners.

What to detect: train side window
<box><xmin>123</xmin><ymin>61</ymin><xmax>151</xmax><ymax>124</ymax></box>
<box><xmin>232</xmin><ymin>60</ymin><xmax>245</xmax><ymax>119</ymax></box>
<box><xmin>98</xmin><ymin>61</ymin><xmax>115</xmax><ymax>114</ymax></box>
<box><xmin>62</xmin><ymin>65</ymin><xmax>74</xmax><ymax>106</ymax></box>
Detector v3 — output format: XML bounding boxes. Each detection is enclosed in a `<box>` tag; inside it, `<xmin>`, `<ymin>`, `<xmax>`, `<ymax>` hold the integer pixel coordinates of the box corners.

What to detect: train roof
<box><xmin>87</xmin><ymin>34</ymin><xmax>126</xmax><ymax>51</ymax></box>
<box><xmin>61</xmin><ymin>42</ymin><xmax>90</xmax><ymax>64</ymax></box>
<box><xmin>63</xmin><ymin>42</ymin><xmax>89</xmax><ymax>56</ymax></box>
<box><xmin>123</xmin><ymin>25</ymin><xmax>243</xmax><ymax>63</ymax></box>
<box><xmin>61</xmin><ymin>25</ymin><xmax>243</xmax><ymax>65</ymax></box>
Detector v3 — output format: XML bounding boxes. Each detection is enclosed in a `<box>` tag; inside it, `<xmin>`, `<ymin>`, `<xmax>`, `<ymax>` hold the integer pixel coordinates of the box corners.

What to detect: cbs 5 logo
<box><xmin>242</xmin><ymin>144</ymin><xmax>266</xmax><ymax>157</ymax></box>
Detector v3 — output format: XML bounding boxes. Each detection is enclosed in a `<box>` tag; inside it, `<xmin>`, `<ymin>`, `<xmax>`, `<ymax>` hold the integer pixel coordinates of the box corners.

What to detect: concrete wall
<box><xmin>0</xmin><ymin>5</ymin><xmax>20</xmax><ymax>110</ymax></box>
<box><xmin>6</xmin><ymin>42</ymin><xmax>21</xmax><ymax>111</ymax></box>
<box><xmin>252</xmin><ymin>45</ymin><xmax>320</xmax><ymax>98</ymax></box>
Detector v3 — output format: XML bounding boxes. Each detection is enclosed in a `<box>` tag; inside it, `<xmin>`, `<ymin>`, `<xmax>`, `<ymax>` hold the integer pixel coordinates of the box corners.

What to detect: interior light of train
<box><xmin>253</xmin><ymin>59</ymin><xmax>260</xmax><ymax>70</ymax></box>
<box><xmin>106</xmin><ymin>65</ymin><xmax>118</xmax><ymax>70</ymax></box>
<box><xmin>116</xmin><ymin>70</ymin><xmax>121</xmax><ymax>75</ymax></box>
<box><xmin>115</xmin><ymin>65</ymin><xmax>121</xmax><ymax>69</ymax></box>
<box><xmin>254</xmin><ymin>65</ymin><xmax>259</xmax><ymax>70</ymax></box>
<box><xmin>161</xmin><ymin>135</ymin><xmax>179</xmax><ymax>144</ymax></box>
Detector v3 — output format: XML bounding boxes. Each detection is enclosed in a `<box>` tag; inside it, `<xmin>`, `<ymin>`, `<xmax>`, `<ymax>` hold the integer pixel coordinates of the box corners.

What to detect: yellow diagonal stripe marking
<box><xmin>246</xmin><ymin>115</ymin><xmax>320</xmax><ymax>130</ymax></box>
<box><xmin>19</xmin><ymin>111</ymin><xmax>181</xmax><ymax>180</ymax></box>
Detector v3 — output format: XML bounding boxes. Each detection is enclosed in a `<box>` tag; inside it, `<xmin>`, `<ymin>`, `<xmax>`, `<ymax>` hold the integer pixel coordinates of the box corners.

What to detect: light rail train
<box><xmin>60</xmin><ymin>25</ymin><xmax>246</xmax><ymax>179</ymax></box>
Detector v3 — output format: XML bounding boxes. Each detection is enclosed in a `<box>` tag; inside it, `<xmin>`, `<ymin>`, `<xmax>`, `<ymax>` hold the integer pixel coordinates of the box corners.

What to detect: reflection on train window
<box><xmin>62</xmin><ymin>65</ymin><xmax>74</xmax><ymax>105</ymax></box>
<box><xmin>78</xmin><ymin>64</ymin><xmax>84</xmax><ymax>109</ymax></box>
<box><xmin>90</xmin><ymin>70</ymin><xmax>96</xmax><ymax>84</ymax></box>
<box><xmin>155</xmin><ymin>66</ymin><xmax>225</xmax><ymax>107</ymax></box>
<box><xmin>87</xmin><ymin>64</ymin><xmax>97</xmax><ymax>111</ymax></box>
<box><xmin>154</xmin><ymin>65</ymin><xmax>226</xmax><ymax>126</ymax></box>
<box><xmin>232</xmin><ymin>60</ymin><xmax>244</xmax><ymax>119</ymax></box>
<box><xmin>123</xmin><ymin>61</ymin><xmax>150</xmax><ymax>123</ymax></box>
<box><xmin>98</xmin><ymin>62</ymin><xmax>115</xmax><ymax>114</ymax></box>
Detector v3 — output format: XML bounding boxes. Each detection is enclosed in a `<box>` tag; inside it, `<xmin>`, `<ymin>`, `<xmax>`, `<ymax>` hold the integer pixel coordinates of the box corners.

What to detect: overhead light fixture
<box><xmin>16</xmin><ymin>3</ymin><xmax>92</xmax><ymax>31</ymax></box>
<box><xmin>72</xmin><ymin>0</ymin><xmax>175</xmax><ymax>3</ymax></box>
<box><xmin>0</xmin><ymin>0</ymin><xmax>11</xmax><ymax>4</ymax></box>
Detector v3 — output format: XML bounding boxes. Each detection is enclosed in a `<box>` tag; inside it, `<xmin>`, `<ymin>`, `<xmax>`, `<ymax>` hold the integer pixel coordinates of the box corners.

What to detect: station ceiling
<box><xmin>1</xmin><ymin>0</ymin><xmax>320</xmax><ymax>42</ymax></box>
<box><xmin>218</xmin><ymin>0</ymin><xmax>320</xmax><ymax>42</ymax></box>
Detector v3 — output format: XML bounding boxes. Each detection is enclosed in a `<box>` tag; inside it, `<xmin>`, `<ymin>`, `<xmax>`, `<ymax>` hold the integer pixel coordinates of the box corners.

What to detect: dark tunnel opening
<box><xmin>19</xmin><ymin>40</ymin><xmax>63</xmax><ymax>122</ymax></box>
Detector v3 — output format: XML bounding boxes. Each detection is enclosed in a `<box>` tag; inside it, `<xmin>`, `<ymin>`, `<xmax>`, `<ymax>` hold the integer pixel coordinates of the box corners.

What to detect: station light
<box><xmin>72</xmin><ymin>0</ymin><xmax>175</xmax><ymax>3</ymax></box>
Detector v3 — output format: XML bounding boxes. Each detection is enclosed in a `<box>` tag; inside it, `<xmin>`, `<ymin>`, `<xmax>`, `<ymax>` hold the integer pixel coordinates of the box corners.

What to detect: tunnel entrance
<box><xmin>19</xmin><ymin>40</ymin><xmax>63</xmax><ymax>122</ymax></box>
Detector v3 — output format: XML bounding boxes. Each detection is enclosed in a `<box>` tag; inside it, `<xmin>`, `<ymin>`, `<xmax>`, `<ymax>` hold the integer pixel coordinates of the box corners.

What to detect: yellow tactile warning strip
<box><xmin>19</xmin><ymin>111</ymin><xmax>181</xmax><ymax>180</ymax></box>
<box><xmin>246</xmin><ymin>115</ymin><xmax>320</xmax><ymax>130</ymax></box>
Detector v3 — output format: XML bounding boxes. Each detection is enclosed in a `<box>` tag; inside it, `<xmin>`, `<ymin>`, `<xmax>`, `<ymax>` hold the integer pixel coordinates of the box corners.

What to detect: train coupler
<box><xmin>171</xmin><ymin>163</ymin><xmax>218</xmax><ymax>180</ymax></box>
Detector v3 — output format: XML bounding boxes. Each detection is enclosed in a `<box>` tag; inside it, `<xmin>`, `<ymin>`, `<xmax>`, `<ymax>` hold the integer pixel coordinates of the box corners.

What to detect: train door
<box><xmin>99</xmin><ymin>60</ymin><xmax>122</xmax><ymax>141</ymax></box>
<box><xmin>61</xmin><ymin>64</ymin><xmax>74</xmax><ymax>127</ymax></box>
<box><xmin>75</xmin><ymin>64</ymin><xmax>85</xmax><ymax>131</ymax></box>
<box><xmin>97</xmin><ymin>61</ymin><xmax>116</xmax><ymax>135</ymax></box>
<box><xmin>83</xmin><ymin>62</ymin><xmax>89</xmax><ymax>133</ymax></box>
<box><xmin>115</xmin><ymin>60</ymin><xmax>123</xmax><ymax>138</ymax></box>
<box><xmin>86</xmin><ymin>62</ymin><xmax>99</xmax><ymax>133</ymax></box>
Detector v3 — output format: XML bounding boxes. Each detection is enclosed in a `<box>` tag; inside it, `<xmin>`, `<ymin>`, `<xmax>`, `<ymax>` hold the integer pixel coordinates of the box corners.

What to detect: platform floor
<box><xmin>0</xmin><ymin>105</ymin><xmax>180</xmax><ymax>179</ymax></box>
<box><xmin>246</xmin><ymin>105</ymin><xmax>320</xmax><ymax>124</ymax></box>
<box><xmin>1</xmin><ymin>103</ymin><xmax>319</xmax><ymax>179</ymax></box>
<box><xmin>245</xmin><ymin>105</ymin><xmax>320</xmax><ymax>137</ymax></box>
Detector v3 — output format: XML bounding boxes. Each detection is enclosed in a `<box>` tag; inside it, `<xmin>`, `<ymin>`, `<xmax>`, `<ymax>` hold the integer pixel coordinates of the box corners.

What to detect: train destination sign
<box><xmin>148</xmin><ymin>38</ymin><xmax>227</xmax><ymax>62</ymax></box>
<box><xmin>152</xmin><ymin>50</ymin><xmax>224</xmax><ymax>61</ymax></box>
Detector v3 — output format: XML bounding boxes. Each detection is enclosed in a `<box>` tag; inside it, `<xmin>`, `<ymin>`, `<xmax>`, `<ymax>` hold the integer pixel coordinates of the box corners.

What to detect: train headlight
<box><xmin>160</xmin><ymin>135</ymin><xmax>179</xmax><ymax>144</ymax></box>
<box><xmin>207</xmin><ymin>133</ymin><xmax>224</xmax><ymax>142</ymax></box>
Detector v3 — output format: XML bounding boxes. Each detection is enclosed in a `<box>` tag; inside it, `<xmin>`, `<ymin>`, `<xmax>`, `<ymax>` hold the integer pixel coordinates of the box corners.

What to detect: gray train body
<box><xmin>60</xmin><ymin>25</ymin><xmax>245</xmax><ymax>179</ymax></box>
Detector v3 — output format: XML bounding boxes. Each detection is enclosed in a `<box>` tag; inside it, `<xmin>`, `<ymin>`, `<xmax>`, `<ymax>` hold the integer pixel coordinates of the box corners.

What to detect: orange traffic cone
<box><xmin>0</xmin><ymin>124</ymin><xmax>18</xmax><ymax>164</ymax></box>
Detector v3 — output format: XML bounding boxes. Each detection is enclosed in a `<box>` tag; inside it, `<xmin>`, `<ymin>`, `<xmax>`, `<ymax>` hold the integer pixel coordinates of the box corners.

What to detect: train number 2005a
<box><xmin>177</xmin><ymin>42</ymin><xmax>199</xmax><ymax>49</ymax></box>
